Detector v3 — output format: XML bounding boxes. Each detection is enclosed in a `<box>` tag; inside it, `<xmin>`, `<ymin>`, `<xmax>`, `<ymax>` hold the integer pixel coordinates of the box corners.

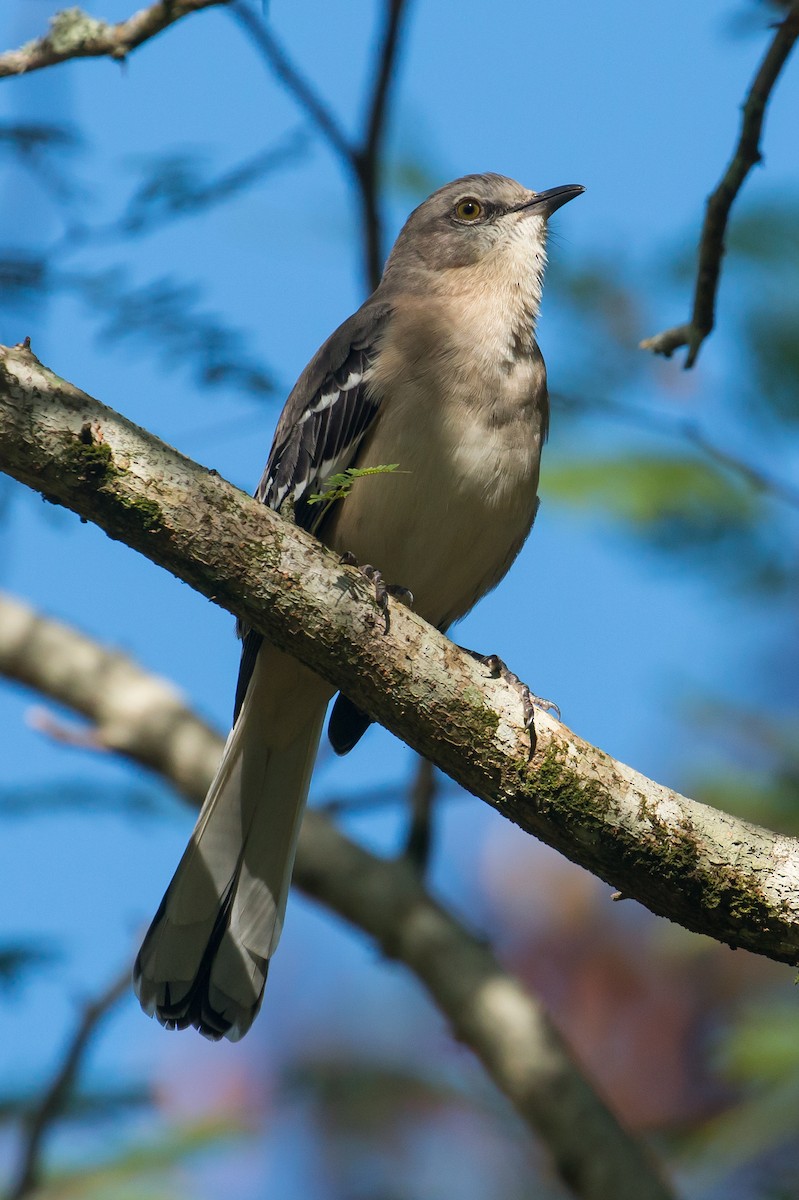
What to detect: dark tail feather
<box><xmin>328</xmin><ymin>694</ymin><xmax>373</xmax><ymax>755</ymax></box>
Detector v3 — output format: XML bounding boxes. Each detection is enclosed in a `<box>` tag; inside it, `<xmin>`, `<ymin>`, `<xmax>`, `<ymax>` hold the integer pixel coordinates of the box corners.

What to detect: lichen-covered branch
<box><xmin>2</xmin><ymin>340</ymin><xmax>799</xmax><ymax>970</ymax></box>
<box><xmin>0</xmin><ymin>1</ymin><xmax>230</xmax><ymax>78</ymax></box>
<box><xmin>641</xmin><ymin>2</ymin><xmax>799</xmax><ymax>366</ymax></box>
<box><xmin>0</xmin><ymin>592</ymin><xmax>673</xmax><ymax>1200</ymax></box>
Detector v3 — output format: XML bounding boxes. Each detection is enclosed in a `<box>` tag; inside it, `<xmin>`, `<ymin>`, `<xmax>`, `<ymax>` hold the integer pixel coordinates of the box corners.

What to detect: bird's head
<box><xmin>382</xmin><ymin>173</ymin><xmax>584</xmax><ymax>286</ymax></box>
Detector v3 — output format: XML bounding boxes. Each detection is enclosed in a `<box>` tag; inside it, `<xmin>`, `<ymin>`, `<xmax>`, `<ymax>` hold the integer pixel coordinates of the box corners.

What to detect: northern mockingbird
<box><xmin>134</xmin><ymin>173</ymin><xmax>584</xmax><ymax>1041</ymax></box>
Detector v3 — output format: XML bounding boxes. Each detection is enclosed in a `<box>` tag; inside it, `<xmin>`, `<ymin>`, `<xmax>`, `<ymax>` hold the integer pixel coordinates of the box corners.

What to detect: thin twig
<box><xmin>0</xmin><ymin>1</ymin><xmax>230</xmax><ymax>78</ymax></box>
<box><xmin>8</xmin><ymin>966</ymin><xmax>130</xmax><ymax>1199</ymax></box>
<box><xmin>641</xmin><ymin>3</ymin><xmax>799</xmax><ymax>366</ymax></box>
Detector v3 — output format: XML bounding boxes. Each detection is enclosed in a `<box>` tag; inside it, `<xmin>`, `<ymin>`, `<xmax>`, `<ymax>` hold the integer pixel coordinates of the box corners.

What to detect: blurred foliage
<box><xmin>0</xmin><ymin>120</ymin><xmax>85</xmax><ymax>204</ymax></box>
<box><xmin>0</xmin><ymin>119</ymin><xmax>303</xmax><ymax>397</ymax></box>
<box><xmin>0</xmin><ymin>778</ymin><xmax>181</xmax><ymax>821</ymax></box>
<box><xmin>545</xmin><ymin>453</ymin><xmax>760</xmax><ymax>540</ymax></box>
<box><xmin>282</xmin><ymin>1054</ymin><xmax>551</xmax><ymax>1200</ymax></box>
<box><xmin>0</xmin><ymin>1084</ymin><xmax>148</xmax><ymax>1125</ymax></box>
<box><xmin>27</xmin><ymin>1118</ymin><xmax>247</xmax><ymax>1200</ymax></box>
<box><xmin>115</xmin><ymin>128</ymin><xmax>308</xmax><ymax>238</ymax></box>
<box><xmin>0</xmin><ymin>941</ymin><xmax>60</xmax><ymax>994</ymax></box>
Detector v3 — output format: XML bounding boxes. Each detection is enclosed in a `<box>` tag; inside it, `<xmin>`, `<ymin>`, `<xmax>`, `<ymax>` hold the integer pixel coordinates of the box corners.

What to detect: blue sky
<box><xmin>1</xmin><ymin>0</ymin><xmax>798</xmax><ymax>1194</ymax></box>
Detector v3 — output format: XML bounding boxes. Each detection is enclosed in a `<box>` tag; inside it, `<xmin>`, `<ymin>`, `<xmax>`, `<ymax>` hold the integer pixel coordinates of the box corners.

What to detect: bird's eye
<box><xmin>454</xmin><ymin>197</ymin><xmax>483</xmax><ymax>222</ymax></box>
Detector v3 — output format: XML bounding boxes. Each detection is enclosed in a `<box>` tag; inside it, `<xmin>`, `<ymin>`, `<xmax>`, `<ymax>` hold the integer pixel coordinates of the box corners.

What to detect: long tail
<box><xmin>134</xmin><ymin>645</ymin><xmax>331</xmax><ymax>1041</ymax></box>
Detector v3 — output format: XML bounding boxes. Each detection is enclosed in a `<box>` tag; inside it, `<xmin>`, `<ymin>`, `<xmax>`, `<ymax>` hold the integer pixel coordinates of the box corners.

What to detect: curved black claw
<box><xmin>387</xmin><ymin>584</ymin><xmax>414</xmax><ymax>608</ymax></box>
<box><xmin>340</xmin><ymin>552</ymin><xmax>413</xmax><ymax>634</ymax></box>
<box><xmin>462</xmin><ymin>649</ymin><xmax>560</xmax><ymax>760</ymax></box>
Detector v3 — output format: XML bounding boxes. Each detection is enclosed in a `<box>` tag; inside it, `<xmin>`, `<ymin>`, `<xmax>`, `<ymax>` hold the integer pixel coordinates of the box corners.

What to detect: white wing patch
<box><xmin>256</xmin><ymin>344</ymin><xmax>381</xmax><ymax>532</ymax></box>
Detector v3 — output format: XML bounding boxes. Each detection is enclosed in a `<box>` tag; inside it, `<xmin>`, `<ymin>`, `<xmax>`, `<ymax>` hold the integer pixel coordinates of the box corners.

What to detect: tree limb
<box><xmin>0</xmin><ymin>1</ymin><xmax>231</xmax><ymax>78</ymax></box>
<box><xmin>641</xmin><ymin>2</ymin><xmax>799</xmax><ymax>366</ymax></box>
<box><xmin>0</xmin><ymin>591</ymin><xmax>674</xmax><ymax>1200</ymax></box>
<box><xmin>2</xmin><ymin>340</ymin><xmax>799</xmax><ymax>970</ymax></box>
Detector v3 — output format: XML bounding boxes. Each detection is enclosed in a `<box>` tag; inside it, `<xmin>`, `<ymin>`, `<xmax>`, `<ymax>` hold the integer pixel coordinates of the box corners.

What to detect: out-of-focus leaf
<box><xmin>545</xmin><ymin>453</ymin><xmax>760</xmax><ymax>536</ymax></box>
<box><xmin>688</xmin><ymin>699</ymin><xmax>799</xmax><ymax>772</ymax></box>
<box><xmin>694</xmin><ymin>769</ymin><xmax>799</xmax><ymax>831</ymax></box>
<box><xmin>0</xmin><ymin>254</ymin><xmax>49</xmax><ymax>308</ymax></box>
<box><xmin>677</xmin><ymin>1072</ymin><xmax>799</xmax><ymax>1184</ymax></box>
<box><xmin>0</xmin><ymin>122</ymin><xmax>87</xmax><ymax>204</ymax></box>
<box><xmin>724</xmin><ymin>1003</ymin><xmax>799</xmax><ymax>1088</ymax></box>
<box><xmin>0</xmin><ymin>940</ymin><xmax>60</xmax><ymax>994</ymax></box>
<box><xmin>0</xmin><ymin>123</ymin><xmax>82</xmax><ymax>157</ymax></box>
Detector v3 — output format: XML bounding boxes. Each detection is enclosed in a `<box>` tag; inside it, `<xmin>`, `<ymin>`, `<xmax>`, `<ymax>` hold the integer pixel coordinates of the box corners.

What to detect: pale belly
<box><xmin>323</xmin><ymin>394</ymin><xmax>542</xmax><ymax>630</ymax></box>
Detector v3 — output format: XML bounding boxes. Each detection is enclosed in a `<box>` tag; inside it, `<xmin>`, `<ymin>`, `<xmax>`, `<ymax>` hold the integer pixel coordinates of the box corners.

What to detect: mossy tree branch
<box><xmin>2</xmin><ymin>340</ymin><xmax>799</xmax><ymax>970</ymax></box>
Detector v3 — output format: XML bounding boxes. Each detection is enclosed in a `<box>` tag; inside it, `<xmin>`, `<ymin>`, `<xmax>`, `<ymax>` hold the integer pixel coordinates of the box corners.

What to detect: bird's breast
<box><xmin>324</xmin><ymin>326</ymin><xmax>547</xmax><ymax>629</ymax></box>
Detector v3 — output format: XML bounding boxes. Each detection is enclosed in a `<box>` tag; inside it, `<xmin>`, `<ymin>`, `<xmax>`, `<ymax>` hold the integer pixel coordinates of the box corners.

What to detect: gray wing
<box><xmin>235</xmin><ymin>300</ymin><xmax>392</xmax><ymax>720</ymax></box>
<box><xmin>256</xmin><ymin>300</ymin><xmax>392</xmax><ymax>534</ymax></box>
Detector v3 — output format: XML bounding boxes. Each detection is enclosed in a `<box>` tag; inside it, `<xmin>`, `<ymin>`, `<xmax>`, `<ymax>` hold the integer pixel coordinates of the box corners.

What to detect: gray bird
<box><xmin>134</xmin><ymin>172</ymin><xmax>584</xmax><ymax>1041</ymax></box>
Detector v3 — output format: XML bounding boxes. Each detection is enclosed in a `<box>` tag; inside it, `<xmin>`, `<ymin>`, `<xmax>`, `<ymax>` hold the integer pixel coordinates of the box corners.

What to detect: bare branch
<box><xmin>8</xmin><ymin>966</ymin><xmax>129</xmax><ymax>1199</ymax></box>
<box><xmin>2</xmin><ymin>341</ymin><xmax>799</xmax><ymax>968</ymax></box>
<box><xmin>0</xmin><ymin>591</ymin><xmax>674</xmax><ymax>1200</ymax></box>
<box><xmin>641</xmin><ymin>3</ymin><xmax>799</xmax><ymax>366</ymax></box>
<box><xmin>0</xmin><ymin>1</ymin><xmax>231</xmax><ymax>78</ymax></box>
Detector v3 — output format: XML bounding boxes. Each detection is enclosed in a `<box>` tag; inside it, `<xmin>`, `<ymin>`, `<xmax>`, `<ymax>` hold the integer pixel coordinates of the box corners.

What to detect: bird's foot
<box><xmin>340</xmin><ymin>552</ymin><xmax>413</xmax><ymax>632</ymax></box>
<box><xmin>461</xmin><ymin>648</ymin><xmax>560</xmax><ymax>759</ymax></box>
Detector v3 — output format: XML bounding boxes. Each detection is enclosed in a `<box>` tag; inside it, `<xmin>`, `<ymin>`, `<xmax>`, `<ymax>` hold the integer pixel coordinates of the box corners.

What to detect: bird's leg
<box><xmin>459</xmin><ymin>648</ymin><xmax>560</xmax><ymax>759</ymax></box>
<box><xmin>339</xmin><ymin>552</ymin><xmax>413</xmax><ymax>633</ymax></box>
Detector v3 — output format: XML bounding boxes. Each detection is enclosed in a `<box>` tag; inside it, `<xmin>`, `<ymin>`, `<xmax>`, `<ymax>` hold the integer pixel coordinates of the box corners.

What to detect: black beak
<box><xmin>516</xmin><ymin>184</ymin><xmax>585</xmax><ymax>218</ymax></box>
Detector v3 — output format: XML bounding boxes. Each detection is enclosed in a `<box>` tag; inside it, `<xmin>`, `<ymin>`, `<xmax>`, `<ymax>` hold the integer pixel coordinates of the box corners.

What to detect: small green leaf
<box><xmin>308</xmin><ymin>464</ymin><xmax>401</xmax><ymax>516</ymax></box>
